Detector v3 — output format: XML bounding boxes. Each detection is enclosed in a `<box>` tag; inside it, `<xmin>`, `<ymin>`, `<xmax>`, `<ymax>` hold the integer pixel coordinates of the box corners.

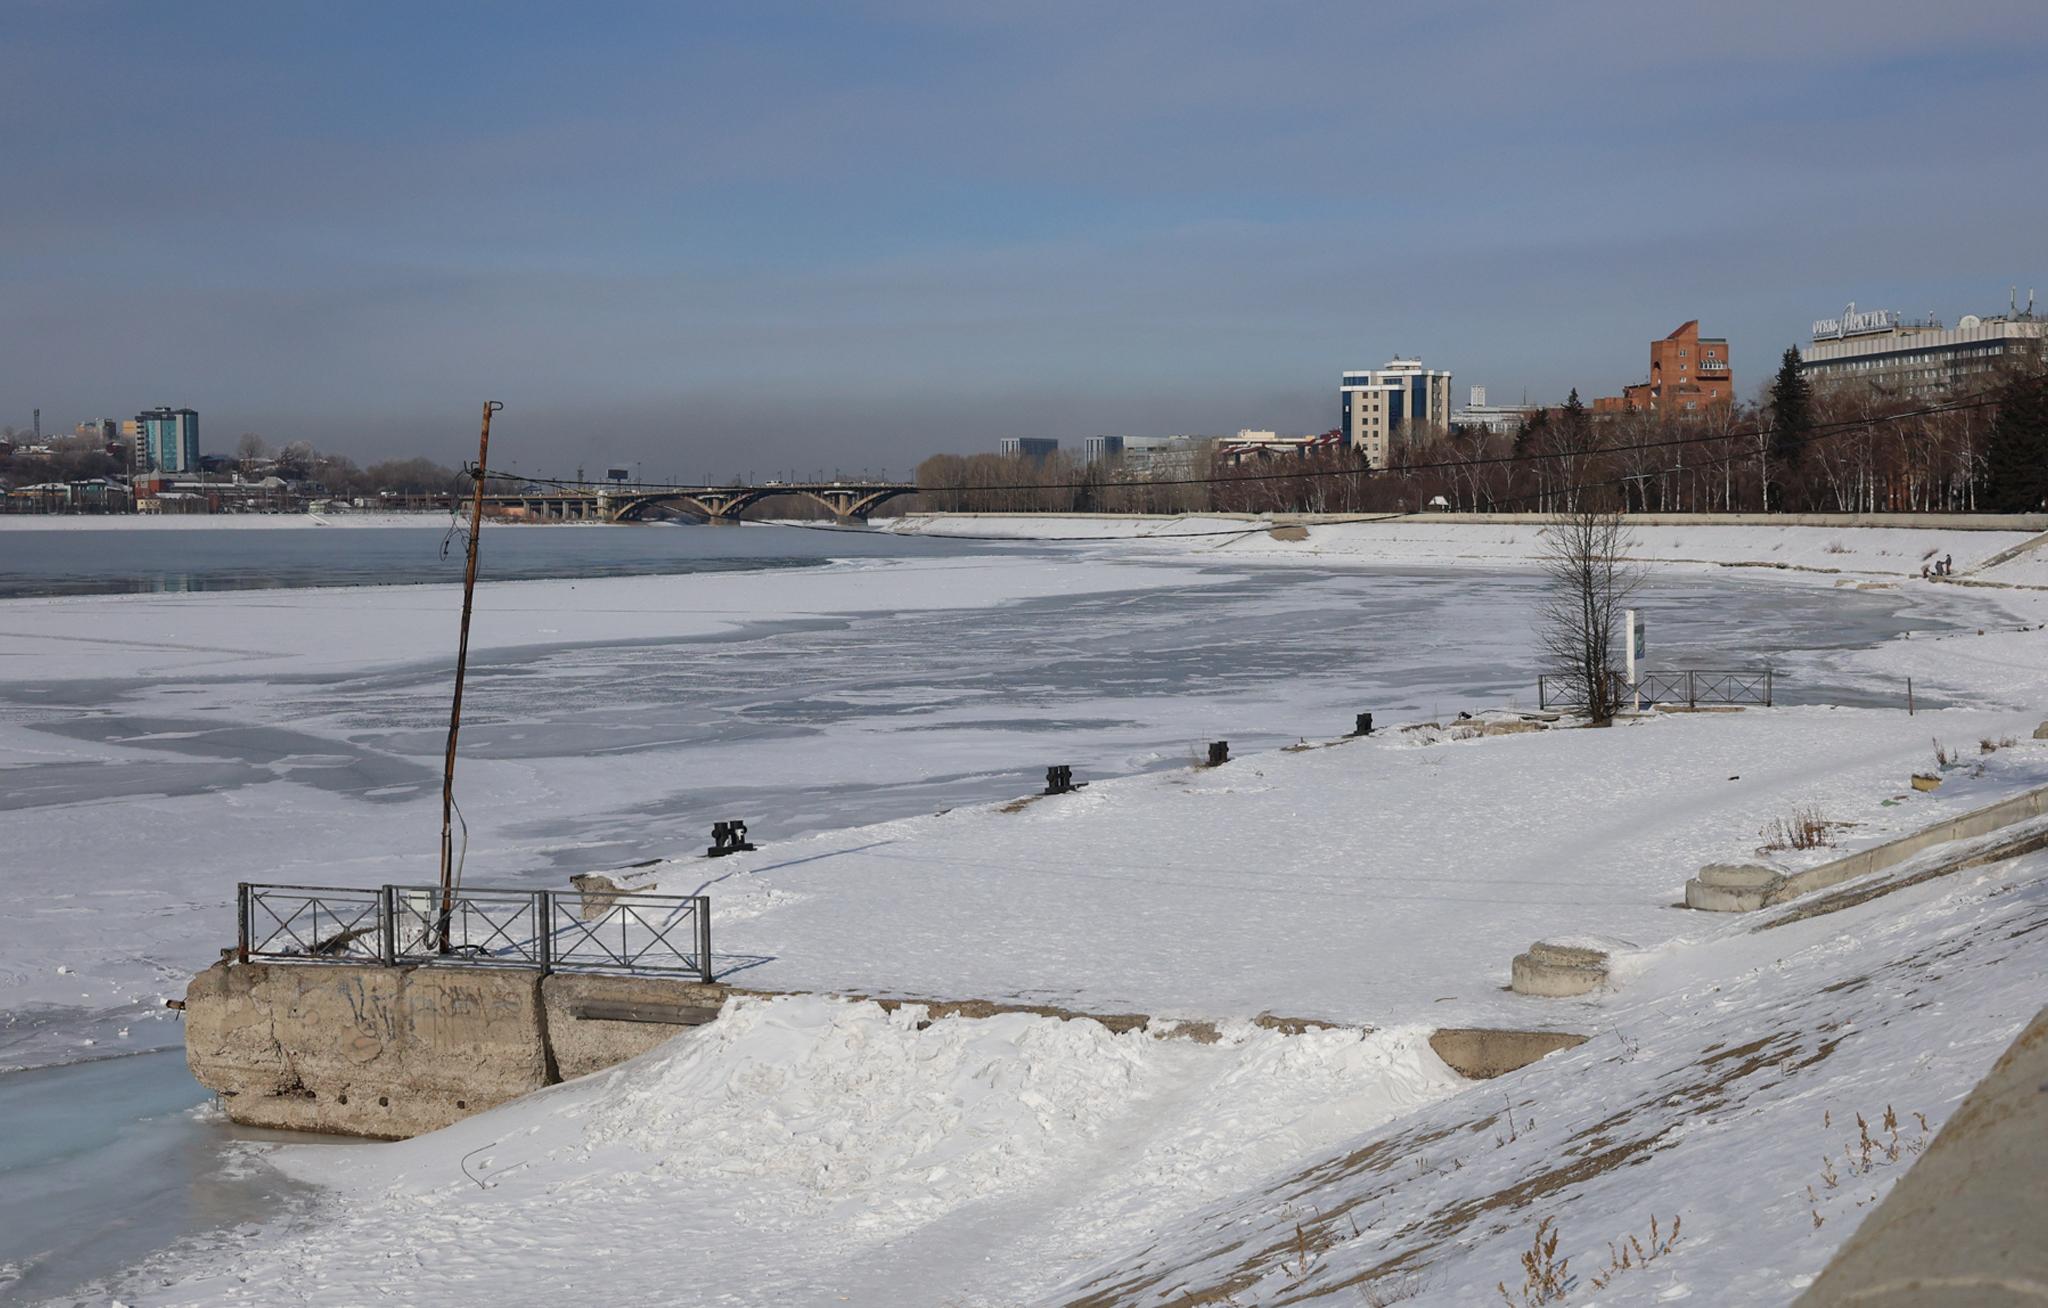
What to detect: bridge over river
<box><xmin>466</xmin><ymin>479</ymin><xmax>917</xmax><ymax>524</ymax></box>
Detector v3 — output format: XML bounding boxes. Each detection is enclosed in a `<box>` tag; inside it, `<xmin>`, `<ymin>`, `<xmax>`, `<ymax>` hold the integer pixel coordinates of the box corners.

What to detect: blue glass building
<box><xmin>135</xmin><ymin>406</ymin><xmax>200</xmax><ymax>474</ymax></box>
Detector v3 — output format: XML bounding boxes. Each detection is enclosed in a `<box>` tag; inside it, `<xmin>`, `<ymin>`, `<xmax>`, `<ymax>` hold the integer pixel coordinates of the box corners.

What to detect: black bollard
<box><xmin>1043</xmin><ymin>765</ymin><xmax>1082</xmax><ymax>795</ymax></box>
<box><xmin>1206</xmin><ymin>740</ymin><xmax>1230</xmax><ymax>767</ymax></box>
<box><xmin>1351</xmin><ymin>712</ymin><xmax>1374</xmax><ymax>737</ymax></box>
<box><xmin>706</xmin><ymin>819</ymin><xmax>758</xmax><ymax>858</ymax></box>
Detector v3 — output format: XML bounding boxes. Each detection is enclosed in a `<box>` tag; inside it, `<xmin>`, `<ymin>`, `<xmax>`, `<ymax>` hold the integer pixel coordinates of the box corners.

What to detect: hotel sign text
<box><xmin>1812</xmin><ymin>302</ymin><xmax>1897</xmax><ymax>341</ymax></box>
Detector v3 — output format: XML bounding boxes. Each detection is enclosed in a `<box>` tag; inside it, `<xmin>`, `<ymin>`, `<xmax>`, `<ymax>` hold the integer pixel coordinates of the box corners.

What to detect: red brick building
<box><xmin>1594</xmin><ymin>321</ymin><xmax>1732</xmax><ymax>416</ymax></box>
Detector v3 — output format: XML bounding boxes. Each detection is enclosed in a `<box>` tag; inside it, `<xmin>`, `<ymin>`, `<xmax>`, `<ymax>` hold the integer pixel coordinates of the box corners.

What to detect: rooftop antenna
<box><xmin>438</xmin><ymin>399</ymin><xmax>502</xmax><ymax>952</ymax></box>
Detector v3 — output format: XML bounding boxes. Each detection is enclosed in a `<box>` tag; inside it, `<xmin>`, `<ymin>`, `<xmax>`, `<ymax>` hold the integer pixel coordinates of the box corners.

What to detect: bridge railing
<box><xmin>236</xmin><ymin>883</ymin><xmax>713</xmax><ymax>981</ymax></box>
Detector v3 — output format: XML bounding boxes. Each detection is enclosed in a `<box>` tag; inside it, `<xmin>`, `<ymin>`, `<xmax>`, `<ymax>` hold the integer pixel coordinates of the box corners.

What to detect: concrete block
<box><xmin>184</xmin><ymin>961</ymin><xmax>549</xmax><ymax>1140</ymax></box>
<box><xmin>541</xmin><ymin>973</ymin><xmax>729</xmax><ymax>1081</ymax></box>
<box><xmin>1684</xmin><ymin>862</ymin><xmax>1789</xmax><ymax>912</ymax></box>
<box><xmin>1510</xmin><ymin>941</ymin><xmax>1609</xmax><ymax>997</ymax></box>
<box><xmin>1427</xmin><ymin>1028</ymin><xmax>1589</xmax><ymax>1079</ymax></box>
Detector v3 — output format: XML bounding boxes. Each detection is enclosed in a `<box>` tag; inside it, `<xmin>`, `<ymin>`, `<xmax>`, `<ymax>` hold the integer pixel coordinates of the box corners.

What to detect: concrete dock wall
<box><xmin>185</xmin><ymin>961</ymin><xmax>741</xmax><ymax>1138</ymax></box>
<box><xmin>184</xmin><ymin>960</ymin><xmax>553</xmax><ymax>1139</ymax></box>
<box><xmin>186</xmin><ymin>961</ymin><xmax>1587</xmax><ymax>1138</ymax></box>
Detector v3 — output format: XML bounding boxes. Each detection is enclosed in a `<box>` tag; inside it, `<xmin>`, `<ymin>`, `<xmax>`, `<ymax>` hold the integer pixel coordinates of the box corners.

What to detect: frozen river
<box><xmin>0</xmin><ymin>521</ymin><xmax>1985</xmax><ymax>1299</ymax></box>
<box><xmin>1</xmin><ymin>523</ymin><xmax>1964</xmax><ymax>1066</ymax></box>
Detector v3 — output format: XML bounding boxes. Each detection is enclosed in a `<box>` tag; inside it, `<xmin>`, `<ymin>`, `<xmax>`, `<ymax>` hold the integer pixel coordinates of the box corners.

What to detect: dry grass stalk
<box><xmin>1760</xmin><ymin>804</ymin><xmax>1841</xmax><ymax>852</ymax></box>
<box><xmin>1498</xmin><ymin>1215</ymin><xmax>1570</xmax><ymax>1306</ymax></box>
<box><xmin>1587</xmin><ymin>1213</ymin><xmax>1682</xmax><ymax>1290</ymax></box>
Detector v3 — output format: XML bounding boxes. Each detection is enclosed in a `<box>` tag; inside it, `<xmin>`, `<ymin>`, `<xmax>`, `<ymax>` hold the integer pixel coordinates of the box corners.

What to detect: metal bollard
<box><xmin>1206</xmin><ymin>740</ymin><xmax>1230</xmax><ymax>767</ymax></box>
<box><xmin>1044</xmin><ymin>765</ymin><xmax>1080</xmax><ymax>795</ymax></box>
<box><xmin>707</xmin><ymin>819</ymin><xmax>758</xmax><ymax>858</ymax></box>
<box><xmin>1350</xmin><ymin>712</ymin><xmax>1374</xmax><ymax>737</ymax></box>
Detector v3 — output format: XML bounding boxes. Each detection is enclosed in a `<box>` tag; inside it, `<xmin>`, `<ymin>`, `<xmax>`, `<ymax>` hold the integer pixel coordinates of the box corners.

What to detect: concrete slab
<box><xmin>1796</xmin><ymin>1005</ymin><xmax>2048</xmax><ymax>1306</ymax></box>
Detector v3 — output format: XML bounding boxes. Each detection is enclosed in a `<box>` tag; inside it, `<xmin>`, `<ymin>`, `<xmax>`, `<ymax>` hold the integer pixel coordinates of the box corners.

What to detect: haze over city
<box><xmin>9</xmin><ymin>0</ymin><xmax>2047</xmax><ymax>473</ymax></box>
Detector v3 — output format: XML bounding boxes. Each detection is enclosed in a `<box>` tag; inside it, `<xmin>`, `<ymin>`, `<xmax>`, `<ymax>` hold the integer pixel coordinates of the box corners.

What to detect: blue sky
<box><xmin>5</xmin><ymin>1</ymin><xmax>2046</xmax><ymax>474</ymax></box>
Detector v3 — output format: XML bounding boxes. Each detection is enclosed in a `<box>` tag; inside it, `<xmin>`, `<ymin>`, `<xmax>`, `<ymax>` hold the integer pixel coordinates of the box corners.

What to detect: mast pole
<box><xmin>439</xmin><ymin>400</ymin><xmax>500</xmax><ymax>950</ymax></box>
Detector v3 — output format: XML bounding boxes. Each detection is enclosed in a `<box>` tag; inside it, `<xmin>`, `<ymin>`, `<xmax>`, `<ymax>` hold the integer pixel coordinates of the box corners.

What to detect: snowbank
<box><xmin>118</xmin><ymin>850</ymin><xmax>2048</xmax><ymax>1305</ymax></box>
<box><xmin>134</xmin><ymin>997</ymin><xmax>1462</xmax><ymax>1304</ymax></box>
<box><xmin>1046</xmin><ymin>845</ymin><xmax>2048</xmax><ymax>1306</ymax></box>
<box><xmin>886</xmin><ymin>513</ymin><xmax>2048</xmax><ymax>582</ymax></box>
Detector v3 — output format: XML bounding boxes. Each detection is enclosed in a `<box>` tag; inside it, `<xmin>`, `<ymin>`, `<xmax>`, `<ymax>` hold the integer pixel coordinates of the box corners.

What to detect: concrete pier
<box><xmin>184</xmin><ymin>961</ymin><xmax>722</xmax><ymax>1139</ymax></box>
<box><xmin>184</xmin><ymin>960</ymin><xmax>1590</xmax><ymax>1139</ymax></box>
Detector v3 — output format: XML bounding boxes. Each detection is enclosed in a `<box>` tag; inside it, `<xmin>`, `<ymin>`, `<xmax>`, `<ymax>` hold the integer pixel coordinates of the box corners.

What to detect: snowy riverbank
<box><xmin>884</xmin><ymin>512</ymin><xmax>2048</xmax><ymax>586</ymax></box>
<box><xmin>13</xmin><ymin>525</ymin><xmax>2048</xmax><ymax>1304</ymax></box>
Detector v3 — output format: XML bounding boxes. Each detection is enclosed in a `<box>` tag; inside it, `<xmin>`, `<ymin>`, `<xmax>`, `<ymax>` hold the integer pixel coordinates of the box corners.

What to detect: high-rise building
<box><xmin>1593</xmin><ymin>321</ymin><xmax>1731</xmax><ymax>415</ymax></box>
<box><xmin>135</xmin><ymin>406</ymin><xmax>200</xmax><ymax>474</ymax></box>
<box><xmin>1798</xmin><ymin>297</ymin><xmax>2045</xmax><ymax>397</ymax></box>
<box><xmin>1083</xmin><ymin>435</ymin><xmax>1125</xmax><ymax>465</ymax></box>
<box><xmin>1340</xmin><ymin>359</ymin><xmax>1453</xmax><ymax>467</ymax></box>
<box><xmin>997</xmin><ymin>437</ymin><xmax>1059</xmax><ymax>461</ymax></box>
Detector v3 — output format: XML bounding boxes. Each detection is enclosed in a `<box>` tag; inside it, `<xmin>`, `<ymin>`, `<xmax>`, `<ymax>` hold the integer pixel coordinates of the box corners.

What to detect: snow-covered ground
<box><xmin>103</xmin><ymin>852</ymin><xmax>2048</xmax><ymax>1306</ymax></box>
<box><xmin>8</xmin><ymin>516</ymin><xmax>2048</xmax><ymax>1304</ymax></box>
<box><xmin>884</xmin><ymin>512</ymin><xmax>2048</xmax><ymax>587</ymax></box>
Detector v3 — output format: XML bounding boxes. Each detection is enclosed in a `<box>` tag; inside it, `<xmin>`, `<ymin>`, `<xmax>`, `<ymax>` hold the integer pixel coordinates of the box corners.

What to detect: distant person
<box><xmin>1943</xmin><ymin>554</ymin><xmax>1954</xmax><ymax>576</ymax></box>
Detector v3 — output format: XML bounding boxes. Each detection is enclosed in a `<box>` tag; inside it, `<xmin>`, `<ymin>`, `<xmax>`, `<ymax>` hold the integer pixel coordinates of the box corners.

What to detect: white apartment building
<box><xmin>1340</xmin><ymin>359</ymin><xmax>1453</xmax><ymax>467</ymax></box>
<box><xmin>1450</xmin><ymin>386</ymin><xmax>1538</xmax><ymax>435</ymax></box>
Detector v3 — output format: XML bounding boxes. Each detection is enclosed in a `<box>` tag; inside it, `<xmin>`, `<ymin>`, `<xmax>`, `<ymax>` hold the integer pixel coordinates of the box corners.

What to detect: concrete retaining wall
<box><xmin>186</xmin><ymin>962</ymin><xmax>1597</xmax><ymax>1138</ymax></box>
<box><xmin>1686</xmin><ymin>783</ymin><xmax>2048</xmax><ymax>912</ymax></box>
<box><xmin>184</xmin><ymin>960</ymin><xmax>553</xmax><ymax>1139</ymax></box>
<box><xmin>1783</xmin><ymin>784</ymin><xmax>2048</xmax><ymax>899</ymax></box>
<box><xmin>541</xmin><ymin>972</ymin><xmax>728</xmax><ymax>1081</ymax></box>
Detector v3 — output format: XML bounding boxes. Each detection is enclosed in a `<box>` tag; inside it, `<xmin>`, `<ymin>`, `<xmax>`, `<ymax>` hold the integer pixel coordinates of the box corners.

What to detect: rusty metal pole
<box><xmin>439</xmin><ymin>401</ymin><xmax>501</xmax><ymax>952</ymax></box>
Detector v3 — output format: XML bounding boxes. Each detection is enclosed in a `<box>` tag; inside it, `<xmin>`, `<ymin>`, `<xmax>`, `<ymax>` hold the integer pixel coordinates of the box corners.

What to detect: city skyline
<box><xmin>7</xmin><ymin>2</ymin><xmax>2046</xmax><ymax>470</ymax></box>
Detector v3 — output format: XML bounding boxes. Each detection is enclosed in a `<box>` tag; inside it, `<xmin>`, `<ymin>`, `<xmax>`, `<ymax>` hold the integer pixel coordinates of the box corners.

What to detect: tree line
<box><xmin>907</xmin><ymin>360</ymin><xmax>2048</xmax><ymax>518</ymax></box>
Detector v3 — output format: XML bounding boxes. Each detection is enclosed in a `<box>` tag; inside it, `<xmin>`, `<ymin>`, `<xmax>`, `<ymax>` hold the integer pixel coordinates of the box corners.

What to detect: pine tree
<box><xmin>1982</xmin><ymin>370</ymin><xmax>2048</xmax><ymax>512</ymax></box>
<box><xmin>1768</xmin><ymin>347</ymin><xmax>1813</xmax><ymax>467</ymax></box>
<box><xmin>1514</xmin><ymin>406</ymin><xmax>1548</xmax><ymax>461</ymax></box>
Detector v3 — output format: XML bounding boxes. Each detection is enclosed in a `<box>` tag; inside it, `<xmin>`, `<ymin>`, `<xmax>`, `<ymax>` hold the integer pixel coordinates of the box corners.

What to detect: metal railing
<box><xmin>235</xmin><ymin>882</ymin><xmax>713</xmax><ymax>982</ymax></box>
<box><xmin>1538</xmin><ymin>668</ymin><xmax>1773</xmax><ymax>711</ymax></box>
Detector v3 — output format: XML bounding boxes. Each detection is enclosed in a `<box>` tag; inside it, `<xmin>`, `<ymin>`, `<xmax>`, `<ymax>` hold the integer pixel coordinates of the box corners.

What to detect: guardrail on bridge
<box><xmin>235</xmin><ymin>882</ymin><xmax>713</xmax><ymax>982</ymax></box>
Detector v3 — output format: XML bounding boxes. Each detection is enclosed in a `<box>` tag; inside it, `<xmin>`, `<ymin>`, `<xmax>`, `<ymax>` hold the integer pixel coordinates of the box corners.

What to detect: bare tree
<box><xmin>1538</xmin><ymin>505</ymin><xmax>1641</xmax><ymax>723</ymax></box>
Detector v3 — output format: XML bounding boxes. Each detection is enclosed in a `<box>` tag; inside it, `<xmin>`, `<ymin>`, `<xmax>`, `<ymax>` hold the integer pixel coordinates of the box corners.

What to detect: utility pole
<box><xmin>438</xmin><ymin>400</ymin><xmax>501</xmax><ymax>951</ymax></box>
